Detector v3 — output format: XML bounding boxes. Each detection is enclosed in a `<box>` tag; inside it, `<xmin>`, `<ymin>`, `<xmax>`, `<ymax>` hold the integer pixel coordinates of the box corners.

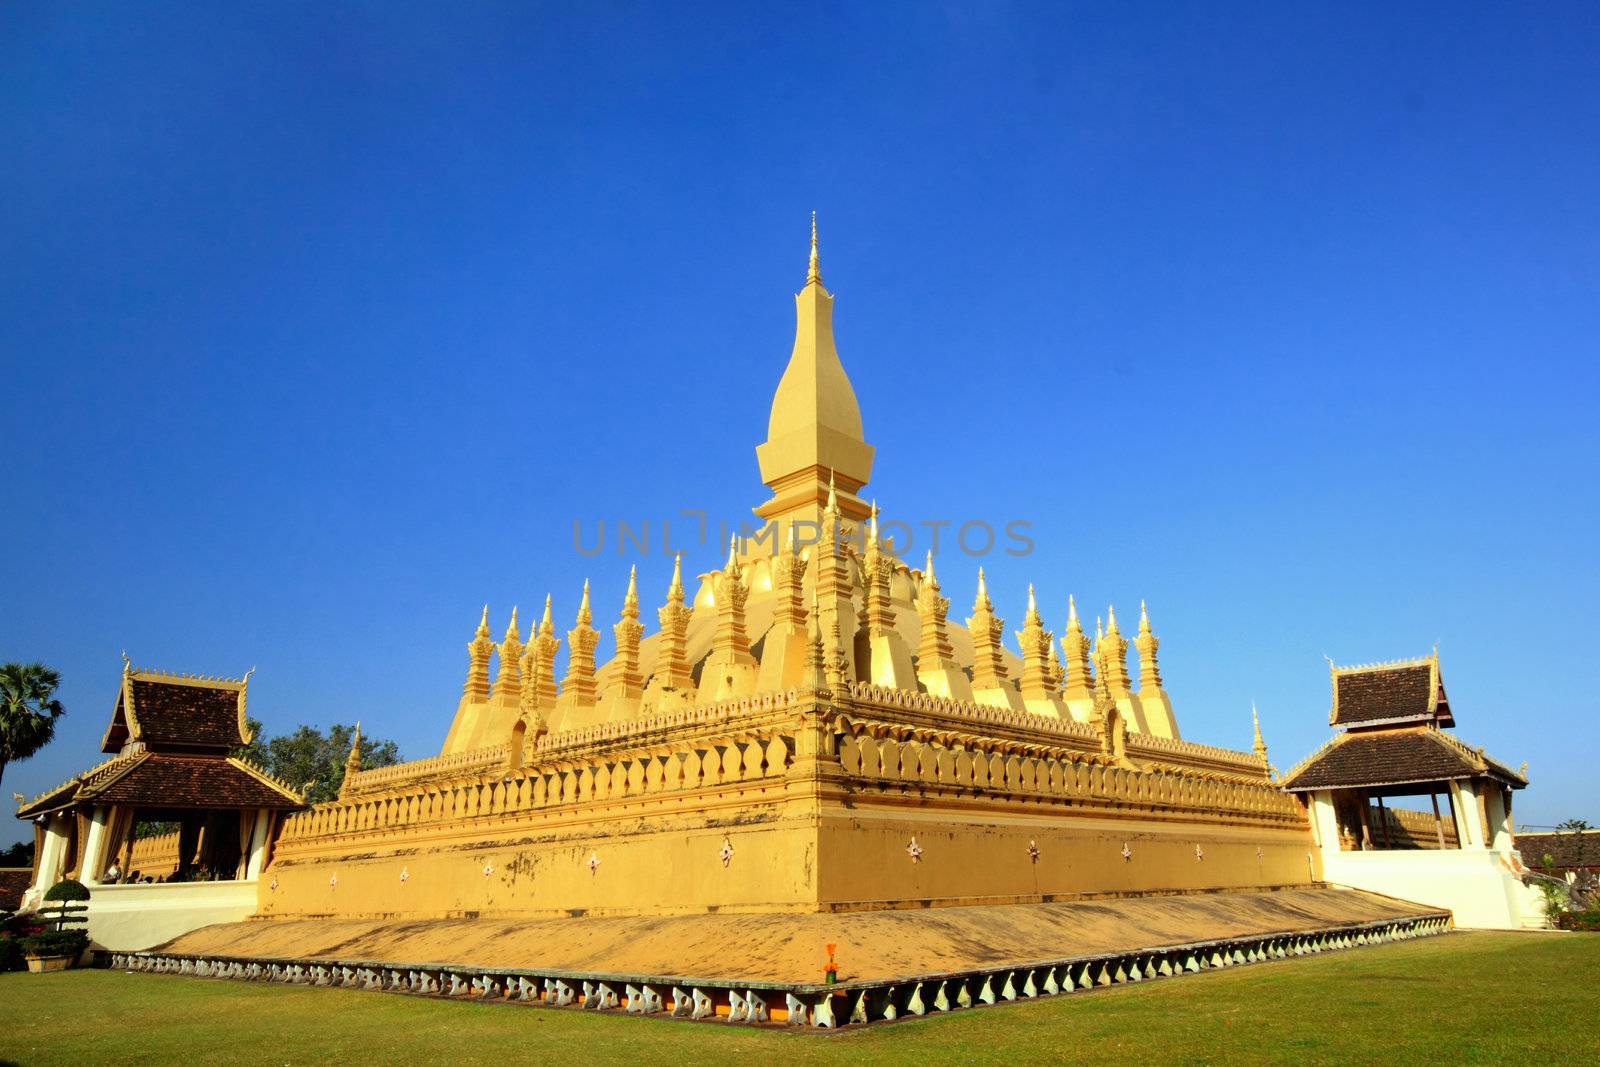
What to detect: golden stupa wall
<box><xmin>261</xmin><ymin>685</ymin><xmax>1312</xmax><ymax>921</ymax></box>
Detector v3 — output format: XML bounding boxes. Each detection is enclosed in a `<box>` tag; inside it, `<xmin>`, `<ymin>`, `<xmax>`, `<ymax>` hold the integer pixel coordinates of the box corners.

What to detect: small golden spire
<box><xmin>1026</xmin><ymin>583</ymin><xmax>1039</xmax><ymax>621</ymax></box>
<box><xmin>475</xmin><ymin>604</ymin><xmax>490</xmax><ymax>637</ymax></box>
<box><xmin>1106</xmin><ymin>603</ymin><xmax>1120</xmax><ymax>635</ymax></box>
<box><xmin>1252</xmin><ymin>702</ymin><xmax>1270</xmax><ymax>765</ymax></box>
<box><xmin>341</xmin><ymin>722</ymin><xmax>363</xmax><ymax>796</ymax></box>
<box><xmin>1139</xmin><ymin>599</ymin><xmax>1151</xmax><ymax>634</ymax></box>
<box><xmin>867</xmin><ymin>499</ymin><xmax>879</xmax><ymax>546</ymax></box>
<box><xmin>924</xmin><ymin>549</ymin><xmax>937</xmax><ymax>584</ymax></box>
<box><xmin>975</xmin><ymin>567</ymin><xmax>992</xmax><ymax>611</ymax></box>
<box><xmin>806</xmin><ymin>211</ymin><xmax>821</xmax><ymax>287</ymax></box>
<box><xmin>577</xmin><ymin>580</ymin><xmax>592</xmax><ymax>625</ymax></box>
<box><xmin>504</xmin><ymin>606</ymin><xmax>521</xmax><ymax>642</ymax></box>
<box><xmin>725</xmin><ymin>533</ymin><xmax>740</xmax><ymax>571</ymax></box>
<box><xmin>1068</xmin><ymin>594</ymin><xmax>1079</xmax><ymax>627</ymax></box>
<box><xmin>624</xmin><ymin>564</ymin><xmax>639</xmax><ymax>609</ymax></box>
<box><xmin>824</xmin><ymin>470</ymin><xmax>839</xmax><ymax>517</ymax></box>
<box><xmin>540</xmin><ymin>593</ymin><xmax>554</xmax><ymax>633</ymax></box>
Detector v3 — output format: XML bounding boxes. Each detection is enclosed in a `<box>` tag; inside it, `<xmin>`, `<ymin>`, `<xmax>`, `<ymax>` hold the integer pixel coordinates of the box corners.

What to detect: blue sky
<box><xmin>2</xmin><ymin>3</ymin><xmax>1596</xmax><ymax>844</ymax></box>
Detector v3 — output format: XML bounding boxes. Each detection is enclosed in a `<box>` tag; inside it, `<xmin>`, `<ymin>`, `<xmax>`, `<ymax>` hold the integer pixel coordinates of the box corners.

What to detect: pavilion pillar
<box><xmin>245</xmin><ymin>809</ymin><xmax>272</xmax><ymax>879</ymax></box>
<box><xmin>1483</xmin><ymin>788</ymin><xmax>1512</xmax><ymax>852</ymax></box>
<box><xmin>31</xmin><ymin>814</ymin><xmax>71</xmax><ymax>894</ymax></box>
<box><xmin>1449</xmin><ymin>780</ymin><xmax>1486</xmax><ymax>849</ymax></box>
<box><xmin>1307</xmin><ymin>791</ymin><xmax>1341</xmax><ymax>854</ymax></box>
<box><xmin>79</xmin><ymin>806</ymin><xmax>111</xmax><ymax>885</ymax></box>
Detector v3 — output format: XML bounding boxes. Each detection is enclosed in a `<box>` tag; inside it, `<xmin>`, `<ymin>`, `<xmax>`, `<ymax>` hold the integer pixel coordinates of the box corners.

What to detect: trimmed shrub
<box><xmin>1556</xmin><ymin>910</ymin><xmax>1600</xmax><ymax>932</ymax></box>
<box><xmin>21</xmin><ymin>929</ymin><xmax>87</xmax><ymax>958</ymax></box>
<box><xmin>43</xmin><ymin>879</ymin><xmax>90</xmax><ymax>902</ymax></box>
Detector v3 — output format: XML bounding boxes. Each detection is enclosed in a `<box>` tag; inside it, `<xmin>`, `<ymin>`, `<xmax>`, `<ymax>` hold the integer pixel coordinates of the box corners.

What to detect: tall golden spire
<box><xmin>605</xmin><ymin>566</ymin><xmax>645</xmax><ymax>718</ymax></box>
<box><xmin>1252</xmin><ymin>703</ymin><xmax>1269</xmax><ymax>766</ymax></box>
<box><xmin>491</xmin><ymin>607</ymin><xmax>524</xmax><ymax>706</ymax></box>
<box><xmin>915</xmin><ymin>551</ymin><xmax>971</xmax><ymax>701</ymax></box>
<box><xmin>531</xmin><ymin>594</ymin><xmax>560</xmax><ymax>709</ymax></box>
<box><xmin>561</xmin><ymin>580</ymin><xmax>600</xmax><ymax>708</ymax></box>
<box><xmin>462</xmin><ymin>605</ymin><xmax>495</xmax><ymax>700</ymax></box>
<box><xmin>1061</xmin><ymin>594</ymin><xmax>1095</xmax><ymax>701</ymax></box>
<box><xmin>967</xmin><ymin>568</ymin><xmax>1011</xmax><ymax>697</ymax></box>
<box><xmin>699</xmin><ymin>536</ymin><xmax>758</xmax><ymax>701</ymax></box>
<box><xmin>1015</xmin><ymin>583</ymin><xmax>1056</xmax><ymax>702</ymax></box>
<box><xmin>1134</xmin><ymin>599</ymin><xmax>1163</xmax><ymax>692</ymax></box>
<box><xmin>755</xmin><ymin>215</ymin><xmax>873</xmax><ymax>523</ymax></box>
<box><xmin>339</xmin><ymin>722</ymin><xmax>362</xmax><ymax>800</ymax></box>
<box><xmin>1099</xmin><ymin>604</ymin><xmax>1131</xmax><ymax>694</ymax></box>
<box><xmin>653</xmin><ymin>554</ymin><xmax>694</xmax><ymax>696</ymax></box>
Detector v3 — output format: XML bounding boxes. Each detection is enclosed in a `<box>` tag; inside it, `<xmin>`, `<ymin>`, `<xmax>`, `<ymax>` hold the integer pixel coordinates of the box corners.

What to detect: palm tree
<box><xmin>0</xmin><ymin>662</ymin><xmax>66</xmax><ymax>791</ymax></box>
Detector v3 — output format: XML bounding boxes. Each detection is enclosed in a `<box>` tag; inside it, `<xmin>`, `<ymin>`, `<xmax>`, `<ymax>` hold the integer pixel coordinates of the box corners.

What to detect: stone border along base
<box><xmin>110</xmin><ymin>913</ymin><xmax>1450</xmax><ymax>1029</ymax></box>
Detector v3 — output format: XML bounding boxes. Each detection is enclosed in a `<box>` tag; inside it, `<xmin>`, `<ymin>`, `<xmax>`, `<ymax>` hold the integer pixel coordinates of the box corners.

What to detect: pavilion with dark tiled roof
<box><xmin>1284</xmin><ymin>652</ymin><xmax>1524</xmax><ymax>854</ymax></box>
<box><xmin>15</xmin><ymin>658</ymin><xmax>303</xmax><ymax>912</ymax></box>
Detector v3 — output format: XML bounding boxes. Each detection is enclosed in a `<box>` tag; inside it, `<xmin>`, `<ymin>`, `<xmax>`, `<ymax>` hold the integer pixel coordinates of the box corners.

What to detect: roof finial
<box><xmin>726</xmin><ymin>533</ymin><xmax>740</xmax><ymax>570</ymax></box>
<box><xmin>624</xmin><ymin>564</ymin><xmax>639</xmax><ymax>607</ymax></box>
<box><xmin>476</xmin><ymin>604</ymin><xmax>490</xmax><ymax>637</ymax></box>
<box><xmin>824</xmin><ymin>469</ymin><xmax>839</xmax><ymax>516</ymax></box>
<box><xmin>541</xmin><ymin>593</ymin><xmax>554</xmax><ymax>634</ymax></box>
<box><xmin>1067</xmin><ymin>594</ymin><xmax>1080</xmax><ymax>628</ymax></box>
<box><xmin>1139</xmin><ymin>599</ymin><xmax>1150</xmax><ymax>633</ymax></box>
<box><xmin>924</xmin><ymin>549</ymin><xmax>936</xmax><ymax>583</ymax></box>
<box><xmin>807</xmin><ymin>211</ymin><xmax>821</xmax><ymax>287</ymax></box>
<box><xmin>576</xmin><ymin>579</ymin><xmax>592</xmax><ymax>624</ymax></box>
<box><xmin>975</xmin><ymin>567</ymin><xmax>992</xmax><ymax>610</ymax></box>
<box><xmin>668</xmin><ymin>552</ymin><xmax>684</xmax><ymax>598</ymax></box>
<box><xmin>505</xmin><ymin>605</ymin><xmax>520</xmax><ymax>641</ymax></box>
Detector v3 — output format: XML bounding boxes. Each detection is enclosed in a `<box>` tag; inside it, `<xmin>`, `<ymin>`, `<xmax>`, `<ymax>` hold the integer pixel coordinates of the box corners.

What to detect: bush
<box><xmin>0</xmin><ymin>934</ymin><xmax>23</xmax><ymax>972</ymax></box>
<box><xmin>21</xmin><ymin>929</ymin><xmax>87</xmax><ymax>958</ymax></box>
<box><xmin>43</xmin><ymin>878</ymin><xmax>90</xmax><ymax>902</ymax></box>
<box><xmin>1556</xmin><ymin>910</ymin><xmax>1600</xmax><ymax>932</ymax></box>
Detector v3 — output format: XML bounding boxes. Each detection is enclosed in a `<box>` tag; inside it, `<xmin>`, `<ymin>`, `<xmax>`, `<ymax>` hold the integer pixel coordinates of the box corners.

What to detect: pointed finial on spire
<box><xmin>1139</xmin><ymin>599</ymin><xmax>1151</xmax><ymax>634</ymax></box>
<box><xmin>1096</xmin><ymin>616</ymin><xmax>1104</xmax><ymax>642</ymax></box>
<box><xmin>726</xmin><ymin>533</ymin><xmax>739</xmax><ymax>570</ymax></box>
<box><xmin>669</xmin><ymin>552</ymin><xmax>684</xmax><ymax>598</ymax></box>
<box><xmin>502</xmin><ymin>606</ymin><xmax>521</xmax><ymax>642</ymax></box>
<box><xmin>868</xmin><ymin>499</ymin><xmax>879</xmax><ymax>545</ymax></box>
<box><xmin>807</xmin><ymin>211</ymin><xmax>821</xmax><ymax>287</ymax></box>
<box><xmin>1067</xmin><ymin>594</ymin><xmax>1080</xmax><ymax>628</ymax></box>
<box><xmin>577</xmin><ymin>579</ymin><xmax>592</xmax><ymax>624</ymax></box>
<box><xmin>824</xmin><ymin>469</ymin><xmax>839</xmax><ymax>516</ymax></box>
<box><xmin>975</xmin><ymin>567</ymin><xmax>992</xmax><ymax>610</ymax></box>
<box><xmin>624</xmin><ymin>564</ymin><xmax>639</xmax><ymax>606</ymax></box>
<box><xmin>1106</xmin><ymin>603</ymin><xmax>1120</xmax><ymax>634</ymax></box>
<box><xmin>1027</xmin><ymin>583</ymin><xmax>1037</xmax><ymax>615</ymax></box>
<box><xmin>1251</xmin><ymin>702</ymin><xmax>1270</xmax><ymax>764</ymax></box>
<box><xmin>924</xmin><ymin>549</ymin><xmax>936</xmax><ymax>583</ymax></box>
<box><xmin>476</xmin><ymin>604</ymin><xmax>490</xmax><ymax>636</ymax></box>
<box><xmin>540</xmin><ymin>593</ymin><xmax>554</xmax><ymax>633</ymax></box>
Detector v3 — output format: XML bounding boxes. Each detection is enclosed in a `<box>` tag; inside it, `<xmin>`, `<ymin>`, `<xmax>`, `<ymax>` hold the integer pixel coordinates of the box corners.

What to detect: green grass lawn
<box><xmin>1</xmin><ymin>931</ymin><xmax>1595</xmax><ymax>1065</ymax></box>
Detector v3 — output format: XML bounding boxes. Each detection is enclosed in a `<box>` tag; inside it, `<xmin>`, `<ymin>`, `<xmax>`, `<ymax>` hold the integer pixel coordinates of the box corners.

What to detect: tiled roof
<box><xmin>1282</xmin><ymin>727</ymin><xmax>1523</xmax><ymax>792</ymax></box>
<box><xmin>0</xmin><ymin>868</ymin><xmax>31</xmax><ymax>912</ymax></box>
<box><xmin>1516</xmin><ymin>831</ymin><xmax>1600</xmax><ymax>871</ymax></box>
<box><xmin>1330</xmin><ymin>657</ymin><xmax>1451</xmax><ymax>728</ymax></box>
<box><xmin>102</xmin><ymin>669</ymin><xmax>250</xmax><ymax>754</ymax></box>
<box><xmin>80</xmin><ymin>753</ymin><xmax>302</xmax><ymax>809</ymax></box>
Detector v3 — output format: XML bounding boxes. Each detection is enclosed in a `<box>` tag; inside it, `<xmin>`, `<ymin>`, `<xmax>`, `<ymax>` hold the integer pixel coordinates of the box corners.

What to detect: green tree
<box><xmin>238</xmin><ymin>717</ymin><xmax>401</xmax><ymax>805</ymax></box>
<box><xmin>0</xmin><ymin>662</ymin><xmax>65</xmax><ymax>792</ymax></box>
<box><xmin>1557</xmin><ymin>819</ymin><xmax>1592</xmax><ymax>832</ymax></box>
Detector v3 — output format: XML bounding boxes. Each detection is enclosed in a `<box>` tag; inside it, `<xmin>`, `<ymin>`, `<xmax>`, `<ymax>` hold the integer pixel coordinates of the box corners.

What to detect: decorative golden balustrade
<box><xmin>278</xmin><ymin>726</ymin><xmax>798</xmax><ymax>847</ymax></box>
<box><xmin>834</xmin><ymin>715</ymin><xmax>1302</xmax><ymax>824</ymax></box>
